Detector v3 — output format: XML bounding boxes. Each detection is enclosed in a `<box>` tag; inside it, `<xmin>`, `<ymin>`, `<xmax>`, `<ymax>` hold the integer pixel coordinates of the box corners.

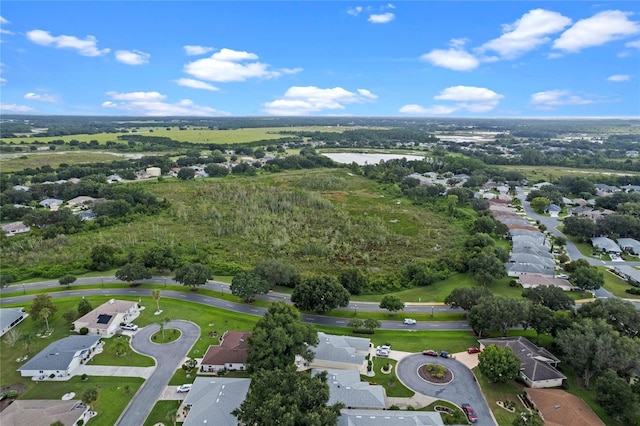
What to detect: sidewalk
<box><xmin>74</xmin><ymin>365</ymin><xmax>155</xmax><ymax>379</ymax></box>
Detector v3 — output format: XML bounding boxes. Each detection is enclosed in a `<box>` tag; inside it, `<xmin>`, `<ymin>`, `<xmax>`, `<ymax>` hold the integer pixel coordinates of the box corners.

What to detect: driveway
<box><xmin>115</xmin><ymin>320</ymin><xmax>200</xmax><ymax>426</ymax></box>
<box><xmin>396</xmin><ymin>354</ymin><xmax>496</xmax><ymax>426</ymax></box>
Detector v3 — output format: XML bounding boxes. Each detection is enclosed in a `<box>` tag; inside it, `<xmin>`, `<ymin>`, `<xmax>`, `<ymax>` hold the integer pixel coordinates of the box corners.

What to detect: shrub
<box><xmin>81</xmin><ymin>374</ymin><xmax>88</xmax><ymax>381</ymax></box>
<box><xmin>625</xmin><ymin>287</ymin><xmax>640</xmax><ymax>295</ymax></box>
<box><xmin>79</xmin><ymin>327</ymin><xmax>89</xmax><ymax>335</ymax></box>
<box><xmin>389</xmin><ymin>405</ymin><xmax>400</xmax><ymax>410</ymax></box>
<box><xmin>76</xmin><ymin>420</ymin><xmax>84</xmax><ymax>426</ymax></box>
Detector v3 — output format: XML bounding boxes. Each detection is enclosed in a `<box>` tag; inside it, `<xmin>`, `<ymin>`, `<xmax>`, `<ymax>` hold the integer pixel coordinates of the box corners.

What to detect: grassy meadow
<box><xmin>0</xmin><ymin>151</ymin><xmax>129</xmax><ymax>173</ymax></box>
<box><xmin>500</xmin><ymin>164</ymin><xmax>640</xmax><ymax>181</ymax></box>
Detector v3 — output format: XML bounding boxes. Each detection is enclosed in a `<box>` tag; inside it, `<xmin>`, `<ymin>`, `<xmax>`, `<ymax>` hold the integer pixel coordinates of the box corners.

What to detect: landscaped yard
<box><xmin>143</xmin><ymin>400</ymin><xmax>182</xmax><ymax>426</ymax></box>
<box><xmin>600</xmin><ymin>267</ymin><xmax>640</xmax><ymax>299</ymax></box>
<box><xmin>88</xmin><ymin>335</ymin><xmax>155</xmax><ymax>367</ymax></box>
<box><xmin>472</xmin><ymin>367</ymin><xmax>526</xmax><ymax>425</ymax></box>
<box><xmin>361</xmin><ymin>357</ymin><xmax>414</xmax><ymax>398</ymax></box>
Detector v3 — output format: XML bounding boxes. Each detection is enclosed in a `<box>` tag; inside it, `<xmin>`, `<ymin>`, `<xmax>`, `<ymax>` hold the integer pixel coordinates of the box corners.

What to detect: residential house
<box><xmin>338</xmin><ymin>409</ymin><xmax>445</xmax><ymax>426</ymax></box>
<box><xmin>312</xmin><ymin>369</ymin><xmax>386</xmax><ymax>409</ymax></box>
<box><xmin>74</xmin><ymin>209</ymin><xmax>96</xmax><ymax>221</ymax></box>
<box><xmin>622</xmin><ymin>184</ymin><xmax>640</xmax><ymax>193</ymax></box>
<box><xmin>2</xmin><ymin>221</ymin><xmax>31</xmax><ymax>236</ymax></box>
<box><xmin>594</xmin><ymin>184</ymin><xmax>620</xmax><ymax>193</ymax></box>
<box><xmin>18</xmin><ymin>335</ymin><xmax>102</xmax><ymax>379</ymax></box>
<box><xmin>180</xmin><ymin>377</ymin><xmax>250</xmax><ymax>426</ymax></box>
<box><xmin>66</xmin><ymin>196</ymin><xmax>100</xmax><ymax>209</ymax></box>
<box><xmin>107</xmin><ymin>174</ymin><xmax>123</xmax><ymax>183</ymax></box>
<box><xmin>67</xmin><ymin>178</ymin><xmax>81</xmax><ymax>184</ymax></box>
<box><xmin>0</xmin><ymin>399</ymin><xmax>90</xmax><ymax>426</ymax></box>
<box><xmin>146</xmin><ymin>167</ymin><xmax>162</xmax><ymax>177</ymax></box>
<box><xmin>200</xmin><ymin>331</ymin><xmax>251</xmax><ymax>374</ymax></box>
<box><xmin>479</xmin><ymin>337</ymin><xmax>566</xmax><ymax>388</ymax></box>
<box><xmin>505</xmin><ymin>262</ymin><xmax>555</xmax><ymax>277</ymax></box>
<box><xmin>518</xmin><ymin>275</ymin><xmax>574</xmax><ymax>291</ymax></box>
<box><xmin>303</xmin><ymin>332</ymin><xmax>371</xmax><ymax>372</ymax></box>
<box><xmin>544</xmin><ymin>204</ymin><xmax>562</xmax><ymax>217</ymax></box>
<box><xmin>72</xmin><ymin>299</ymin><xmax>140</xmax><ymax>337</ymax></box>
<box><xmin>572</xmin><ymin>198</ymin><xmax>588</xmax><ymax>206</ymax></box>
<box><xmin>561</xmin><ymin>197</ymin><xmax>573</xmax><ymax>206</ymax></box>
<box><xmin>39</xmin><ymin>198</ymin><xmax>63</xmax><ymax>210</ymax></box>
<box><xmin>12</xmin><ymin>185</ymin><xmax>30</xmax><ymax>191</ymax></box>
<box><xmin>617</xmin><ymin>238</ymin><xmax>640</xmax><ymax>255</ymax></box>
<box><xmin>524</xmin><ymin>389</ymin><xmax>604</xmax><ymax>426</ymax></box>
<box><xmin>0</xmin><ymin>307</ymin><xmax>28</xmax><ymax>336</ymax></box>
<box><xmin>591</xmin><ymin>237</ymin><xmax>622</xmax><ymax>254</ymax></box>
<box><xmin>613</xmin><ymin>265</ymin><xmax>640</xmax><ymax>286</ymax></box>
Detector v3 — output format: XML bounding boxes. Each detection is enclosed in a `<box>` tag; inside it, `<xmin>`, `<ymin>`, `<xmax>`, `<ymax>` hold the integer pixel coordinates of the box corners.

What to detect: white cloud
<box><xmin>174</xmin><ymin>78</ymin><xmax>219</xmax><ymax>91</ymax></box>
<box><xmin>347</xmin><ymin>6</ymin><xmax>363</xmax><ymax>16</ymax></box>
<box><xmin>1</xmin><ymin>16</ymin><xmax>13</xmax><ymax>35</ymax></box>
<box><xmin>386</xmin><ymin>4</ymin><xmax>396</xmax><ymax>9</ymax></box>
<box><xmin>399</xmin><ymin>104</ymin><xmax>457</xmax><ymax>115</ymax></box>
<box><xmin>553</xmin><ymin>10</ymin><xmax>640</xmax><ymax>53</ymax></box>
<box><xmin>26</xmin><ymin>29</ymin><xmax>110</xmax><ymax>56</ymax></box>
<box><xmin>0</xmin><ymin>77</ymin><xmax>6</xmax><ymax>85</ymax></box>
<box><xmin>280</xmin><ymin>67</ymin><xmax>303</xmax><ymax>75</ymax></box>
<box><xmin>183</xmin><ymin>45</ymin><xmax>215</xmax><ymax>56</ymax></box>
<box><xmin>115</xmin><ymin>50</ymin><xmax>150</xmax><ymax>65</ymax></box>
<box><xmin>102</xmin><ymin>91</ymin><xmax>229</xmax><ymax>116</ymax></box>
<box><xmin>0</xmin><ymin>103</ymin><xmax>35</xmax><ymax>112</ymax></box>
<box><xmin>420</xmin><ymin>48</ymin><xmax>479</xmax><ymax>71</ymax></box>
<box><xmin>24</xmin><ymin>92</ymin><xmax>56</xmax><ymax>102</ymax></box>
<box><xmin>607</xmin><ymin>74</ymin><xmax>631</xmax><ymax>82</ymax></box>
<box><xmin>263</xmin><ymin>86</ymin><xmax>377</xmax><ymax>116</ymax></box>
<box><xmin>625</xmin><ymin>40</ymin><xmax>640</xmax><ymax>49</ymax></box>
<box><xmin>368</xmin><ymin>12</ymin><xmax>395</xmax><ymax>24</ymax></box>
<box><xmin>184</xmin><ymin>48</ymin><xmax>297</xmax><ymax>83</ymax></box>
<box><xmin>529</xmin><ymin>90</ymin><xmax>596</xmax><ymax>109</ymax></box>
<box><xmin>0</xmin><ymin>16</ymin><xmax>8</xmax><ymax>24</ymax></box>
<box><xmin>480</xmin><ymin>9</ymin><xmax>572</xmax><ymax>59</ymax></box>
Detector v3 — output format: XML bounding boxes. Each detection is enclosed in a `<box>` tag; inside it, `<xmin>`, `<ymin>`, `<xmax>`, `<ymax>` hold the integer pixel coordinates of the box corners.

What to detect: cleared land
<box><xmin>0</xmin><ymin>151</ymin><xmax>129</xmax><ymax>173</ymax></box>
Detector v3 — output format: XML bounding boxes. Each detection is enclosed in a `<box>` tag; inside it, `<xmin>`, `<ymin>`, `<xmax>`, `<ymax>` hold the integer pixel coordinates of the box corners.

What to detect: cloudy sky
<box><xmin>1</xmin><ymin>1</ymin><xmax>639</xmax><ymax>117</ymax></box>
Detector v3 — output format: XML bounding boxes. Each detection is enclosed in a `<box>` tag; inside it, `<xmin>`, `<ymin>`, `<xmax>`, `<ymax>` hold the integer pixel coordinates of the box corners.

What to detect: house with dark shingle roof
<box><xmin>18</xmin><ymin>335</ymin><xmax>102</xmax><ymax>379</ymax></box>
<box><xmin>181</xmin><ymin>377</ymin><xmax>250</xmax><ymax>426</ymax></box>
<box><xmin>200</xmin><ymin>331</ymin><xmax>251</xmax><ymax>374</ymax></box>
<box><xmin>312</xmin><ymin>369</ymin><xmax>386</xmax><ymax>409</ymax></box>
<box><xmin>479</xmin><ymin>337</ymin><xmax>566</xmax><ymax>388</ymax></box>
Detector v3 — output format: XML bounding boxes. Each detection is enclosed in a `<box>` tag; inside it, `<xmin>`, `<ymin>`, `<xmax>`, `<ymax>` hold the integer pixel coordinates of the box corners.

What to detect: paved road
<box><xmin>116</xmin><ymin>320</ymin><xmax>199</xmax><ymax>426</ymax></box>
<box><xmin>396</xmin><ymin>354</ymin><xmax>495</xmax><ymax>426</ymax></box>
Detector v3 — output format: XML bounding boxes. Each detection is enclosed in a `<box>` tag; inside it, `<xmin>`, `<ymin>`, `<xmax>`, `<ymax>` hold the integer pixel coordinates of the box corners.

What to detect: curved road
<box><xmin>116</xmin><ymin>320</ymin><xmax>200</xmax><ymax>426</ymax></box>
<box><xmin>397</xmin><ymin>354</ymin><xmax>494</xmax><ymax>426</ymax></box>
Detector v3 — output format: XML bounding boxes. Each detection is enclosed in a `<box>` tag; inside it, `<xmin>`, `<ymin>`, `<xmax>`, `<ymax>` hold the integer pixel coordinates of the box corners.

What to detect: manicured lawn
<box><xmin>151</xmin><ymin>328</ymin><xmax>182</xmax><ymax>344</ymax></box>
<box><xmin>600</xmin><ymin>267</ymin><xmax>640</xmax><ymax>299</ymax></box>
<box><xmin>19</xmin><ymin>375</ymin><xmax>144</xmax><ymax>426</ymax></box>
<box><xmin>143</xmin><ymin>400</ymin><xmax>182</xmax><ymax>426</ymax></box>
<box><xmin>88</xmin><ymin>335</ymin><xmax>155</xmax><ymax>367</ymax></box>
<box><xmin>361</xmin><ymin>357</ymin><xmax>414</xmax><ymax>397</ymax></box>
<box><xmin>472</xmin><ymin>367</ymin><xmax>525</xmax><ymax>426</ymax></box>
<box><xmin>423</xmin><ymin>400</ymin><xmax>468</xmax><ymax>424</ymax></box>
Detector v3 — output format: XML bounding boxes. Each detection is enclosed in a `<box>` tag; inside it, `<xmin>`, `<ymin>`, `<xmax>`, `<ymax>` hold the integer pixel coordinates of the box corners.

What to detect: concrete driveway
<box><xmin>115</xmin><ymin>320</ymin><xmax>200</xmax><ymax>426</ymax></box>
<box><xmin>396</xmin><ymin>354</ymin><xmax>496</xmax><ymax>426</ymax></box>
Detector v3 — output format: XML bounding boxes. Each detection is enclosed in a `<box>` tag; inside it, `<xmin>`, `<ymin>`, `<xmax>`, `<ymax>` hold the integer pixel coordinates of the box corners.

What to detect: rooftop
<box><xmin>182</xmin><ymin>377</ymin><xmax>250</xmax><ymax>426</ymax></box>
<box><xmin>18</xmin><ymin>335</ymin><xmax>101</xmax><ymax>372</ymax></box>
<box><xmin>525</xmin><ymin>388</ymin><xmax>604</xmax><ymax>426</ymax></box>
<box><xmin>309</xmin><ymin>332</ymin><xmax>370</xmax><ymax>366</ymax></box>
<box><xmin>312</xmin><ymin>369</ymin><xmax>386</xmax><ymax>409</ymax></box>
<box><xmin>338</xmin><ymin>409</ymin><xmax>445</xmax><ymax>426</ymax></box>
<box><xmin>201</xmin><ymin>331</ymin><xmax>251</xmax><ymax>366</ymax></box>
<box><xmin>0</xmin><ymin>399</ymin><xmax>86</xmax><ymax>426</ymax></box>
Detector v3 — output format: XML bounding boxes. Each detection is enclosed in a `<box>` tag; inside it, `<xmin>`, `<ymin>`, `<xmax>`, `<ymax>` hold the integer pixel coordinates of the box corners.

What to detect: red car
<box><xmin>462</xmin><ymin>403</ymin><xmax>478</xmax><ymax>423</ymax></box>
<box><xmin>422</xmin><ymin>349</ymin><xmax>438</xmax><ymax>357</ymax></box>
<box><xmin>467</xmin><ymin>347</ymin><xmax>481</xmax><ymax>354</ymax></box>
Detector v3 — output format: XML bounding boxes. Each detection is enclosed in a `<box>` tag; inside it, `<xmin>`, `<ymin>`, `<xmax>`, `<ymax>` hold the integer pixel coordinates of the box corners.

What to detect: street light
<box><xmin>354</xmin><ymin>305</ymin><xmax>358</xmax><ymax>316</ymax></box>
<box><xmin>221</xmin><ymin>284</ymin><xmax>224</xmax><ymax>296</ymax></box>
<box><xmin>22</xmin><ymin>284</ymin><xmax>26</xmax><ymax>294</ymax></box>
<box><xmin>164</xmin><ymin>277</ymin><xmax>167</xmax><ymax>288</ymax></box>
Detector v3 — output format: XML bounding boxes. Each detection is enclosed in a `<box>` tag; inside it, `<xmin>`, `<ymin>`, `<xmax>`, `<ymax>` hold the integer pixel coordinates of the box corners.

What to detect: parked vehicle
<box><xmin>462</xmin><ymin>403</ymin><xmax>478</xmax><ymax>423</ymax></box>
<box><xmin>403</xmin><ymin>318</ymin><xmax>417</xmax><ymax>325</ymax></box>
<box><xmin>176</xmin><ymin>384</ymin><xmax>192</xmax><ymax>393</ymax></box>
<box><xmin>467</xmin><ymin>347</ymin><xmax>481</xmax><ymax>354</ymax></box>
<box><xmin>376</xmin><ymin>345</ymin><xmax>391</xmax><ymax>357</ymax></box>
<box><xmin>120</xmin><ymin>324</ymin><xmax>138</xmax><ymax>331</ymax></box>
<box><xmin>422</xmin><ymin>349</ymin><xmax>438</xmax><ymax>357</ymax></box>
<box><xmin>440</xmin><ymin>351</ymin><xmax>449</xmax><ymax>358</ymax></box>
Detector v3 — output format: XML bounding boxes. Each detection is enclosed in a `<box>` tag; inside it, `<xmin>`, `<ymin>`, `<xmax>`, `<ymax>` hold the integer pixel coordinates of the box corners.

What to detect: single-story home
<box><xmin>181</xmin><ymin>377</ymin><xmax>251</xmax><ymax>426</ymax></box>
<box><xmin>338</xmin><ymin>409</ymin><xmax>445</xmax><ymax>426</ymax></box>
<box><xmin>524</xmin><ymin>388</ymin><xmax>604</xmax><ymax>426</ymax></box>
<box><xmin>591</xmin><ymin>237</ymin><xmax>622</xmax><ymax>254</ymax></box>
<box><xmin>613</xmin><ymin>265</ymin><xmax>640</xmax><ymax>286</ymax></box>
<box><xmin>313</xmin><ymin>369</ymin><xmax>386</xmax><ymax>409</ymax></box>
<box><xmin>518</xmin><ymin>275</ymin><xmax>574</xmax><ymax>291</ymax></box>
<box><xmin>72</xmin><ymin>299</ymin><xmax>140</xmax><ymax>337</ymax></box>
<box><xmin>545</xmin><ymin>204</ymin><xmax>562</xmax><ymax>217</ymax></box>
<box><xmin>18</xmin><ymin>335</ymin><xmax>102</xmax><ymax>379</ymax></box>
<box><xmin>200</xmin><ymin>331</ymin><xmax>251</xmax><ymax>374</ymax></box>
<box><xmin>617</xmin><ymin>238</ymin><xmax>640</xmax><ymax>255</ymax></box>
<box><xmin>66</xmin><ymin>196</ymin><xmax>102</xmax><ymax>208</ymax></box>
<box><xmin>0</xmin><ymin>307</ymin><xmax>28</xmax><ymax>336</ymax></box>
<box><xmin>39</xmin><ymin>198</ymin><xmax>63</xmax><ymax>209</ymax></box>
<box><xmin>479</xmin><ymin>337</ymin><xmax>566</xmax><ymax>388</ymax></box>
<box><xmin>12</xmin><ymin>185</ymin><xmax>30</xmax><ymax>191</ymax></box>
<box><xmin>509</xmin><ymin>254</ymin><xmax>555</xmax><ymax>269</ymax></box>
<box><xmin>504</xmin><ymin>262</ymin><xmax>555</xmax><ymax>277</ymax></box>
<box><xmin>0</xmin><ymin>399</ymin><xmax>90</xmax><ymax>426</ymax></box>
<box><xmin>2</xmin><ymin>221</ymin><xmax>31</xmax><ymax>236</ymax></box>
<box><xmin>303</xmin><ymin>332</ymin><xmax>371</xmax><ymax>372</ymax></box>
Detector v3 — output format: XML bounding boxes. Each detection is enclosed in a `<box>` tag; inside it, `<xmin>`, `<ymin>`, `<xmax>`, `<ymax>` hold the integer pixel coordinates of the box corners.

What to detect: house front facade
<box><xmin>200</xmin><ymin>331</ymin><xmax>251</xmax><ymax>373</ymax></box>
<box><xmin>18</xmin><ymin>335</ymin><xmax>102</xmax><ymax>379</ymax></box>
<box><xmin>72</xmin><ymin>299</ymin><xmax>139</xmax><ymax>337</ymax></box>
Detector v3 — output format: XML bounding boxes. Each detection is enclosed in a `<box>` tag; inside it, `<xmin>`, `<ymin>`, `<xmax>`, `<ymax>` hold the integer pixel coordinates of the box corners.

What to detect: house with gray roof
<box><xmin>509</xmin><ymin>254</ymin><xmax>555</xmax><ymax>269</ymax></box>
<box><xmin>2</xmin><ymin>221</ymin><xmax>30</xmax><ymax>236</ymax></box>
<box><xmin>613</xmin><ymin>265</ymin><xmax>640</xmax><ymax>286</ymax></box>
<box><xmin>0</xmin><ymin>307</ymin><xmax>28</xmax><ymax>337</ymax></box>
<box><xmin>479</xmin><ymin>337</ymin><xmax>566</xmax><ymax>388</ymax></box>
<box><xmin>591</xmin><ymin>237</ymin><xmax>622</xmax><ymax>254</ymax></box>
<box><xmin>181</xmin><ymin>377</ymin><xmax>250</xmax><ymax>426</ymax></box>
<box><xmin>544</xmin><ymin>204</ymin><xmax>562</xmax><ymax>217</ymax></box>
<box><xmin>0</xmin><ymin>399</ymin><xmax>90</xmax><ymax>426</ymax></box>
<box><xmin>18</xmin><ymin>335</ymin><xmax>102</xmax><ymax>379</ymax></box>
<box><xmin>618</xmin><ymin>238</ymin><xmax>640</xmax><ymax>255</ymax></box>
<box><xmin>305</xmin><ymin>332</ymin><xmax>371</xmax><ymax>372</ymax></box>
<box><xmin>511</xmin><ymin>244</ymin><xmax>554</xmax><ymax>259</ymax></box>
<box><xmin>12</xmin><ymin>185</ymin><xmax>30</xmax><ymax>191</ymax></box>
<box><xmin>39</xmin><ymin>198</ymin><xmax>63</xmax><ymax>209</ymax></box>
<box><xmin>338</xmin><ymin>409</ymin><xmax>445</xmax><ymax>426</ymax></box>
<box><xmin>505</xmin><ymin>262</ymin><xmax>554</xmax><ymax>277</ymax></box>
<box><xmin>518</xmin><ymin>274</ymin><xmax>574</xmax><ymax>291</ymax></box>
<box><xmin>312</xmin><ymin>369</ymin><xmax>386</xmax><ymax>409</ymax></box>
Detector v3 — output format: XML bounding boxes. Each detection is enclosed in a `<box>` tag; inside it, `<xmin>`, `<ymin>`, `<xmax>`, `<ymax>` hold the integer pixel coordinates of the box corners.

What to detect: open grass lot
<box><xmin>1</xmin><ymin>125</ymin><xmax>346</xmax><ymax>146</ymax></box>
<box><xmin>0</xmin><ymin>151</ymin><xmax>130</xmax><ymax>173</ymax></box>
<box><xmin>143</xmin><ymin>400</ymin><xmax>182</xmax><ymax>426</ymax></box>
<box><xmin>472</xmin><ymin>367</ymin><xmax>526</xmax><ymax>425</ymax></box>
<box><xmin>500</xmin><ymin>164</ymin><xmax>640</xmax><ymax>181</ymax></box>
<box><xmin>18</xmin><ymin>375</ymin><xmax>144</xmax><ymax>426</ymax></box>
<box><xmin>361</xmin><ymin>357</ymin><xmax>414</xmax><ymax>397</ymax></box>
<box><xmin>600</xmin><ymin>267</ymin><xmax>640</xmax><ymax>299</ymax></box>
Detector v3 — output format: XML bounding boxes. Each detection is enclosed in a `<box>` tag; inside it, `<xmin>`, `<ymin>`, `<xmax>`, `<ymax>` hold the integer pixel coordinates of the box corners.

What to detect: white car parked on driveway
<box><xmin>176</xmin><ymin>384</ymin><xmax>192</xmax><ymax>393</ymax></box>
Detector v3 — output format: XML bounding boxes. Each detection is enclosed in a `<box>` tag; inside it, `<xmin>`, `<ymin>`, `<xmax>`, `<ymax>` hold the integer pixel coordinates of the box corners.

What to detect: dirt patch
<box><xmin>418</xmin><ymin>364</ymin><xmax>453</xmax><ymax>385</ymax></box>
<box><xmin>0</xmin><ymin>383</ymin><xmax>28</xmax><ymax>413</ymax></box>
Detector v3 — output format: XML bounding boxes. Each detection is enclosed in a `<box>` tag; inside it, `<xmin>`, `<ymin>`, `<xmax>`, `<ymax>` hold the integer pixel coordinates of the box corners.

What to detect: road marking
<box><xmin>200</xmin><ymin>298</ymin><xmax>208</xmax><ymax>301</ymax></box>
<box><xmin>250</xmin><ymin>309</ymin><xmax>259</xmax><ymax>312</ymax></box>
<box><xmin>336</xmin><ymin>321</ymin><xmax>346</xmax><ymax>324</ymax></box>
<box><xmin>225</xmin><ymin>304</ymin><xmax>232</xmax><ymax>307</ymax></box>
<box><xmin>178</xmin><ymin>294</ymin><xmax>186</xmax><ymax>298</ymax></box>
<box><xmin>69</xmin><ymin>292</ymin><xmax>79</xmax><ymax>295</ymax></box>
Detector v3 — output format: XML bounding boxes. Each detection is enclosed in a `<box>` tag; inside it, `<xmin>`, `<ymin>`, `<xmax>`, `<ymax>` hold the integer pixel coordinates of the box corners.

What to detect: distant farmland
<box><xmin>1</xmin><ymin>126</ymin><xmax>346</xmax><ymax>146</ymax></box>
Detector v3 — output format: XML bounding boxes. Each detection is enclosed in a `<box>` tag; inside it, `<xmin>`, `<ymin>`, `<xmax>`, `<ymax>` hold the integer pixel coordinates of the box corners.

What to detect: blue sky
<box><xmin>1</xmin><ymin>1</ymin><xmax>639</xmax><ymax>117</ymax></box>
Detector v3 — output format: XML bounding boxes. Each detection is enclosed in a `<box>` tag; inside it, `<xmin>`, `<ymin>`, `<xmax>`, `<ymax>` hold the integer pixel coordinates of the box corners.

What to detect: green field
<box><xmin>500</xmin><ymin>164</ymin><xmax>640</xmax><ymax>181</ymax></box>
<box><xmin>0</xmin><ymin>151</ymin><xmax>128</xmax><ymax>173</ymax></box>
<box><xmin>2</xmin><ymin>126</ymin><xmax>345</xmax><ymax>145</ymax></box>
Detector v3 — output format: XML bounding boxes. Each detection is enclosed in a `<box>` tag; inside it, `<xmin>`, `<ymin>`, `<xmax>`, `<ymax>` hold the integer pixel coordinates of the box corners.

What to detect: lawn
<box><xmin>361</xmin><ymin>357</ymin><xmax>414</xmax><ymax>397</ymax></box>
<box><xmin>472</xmin><ymin>367</ymin><xmax>526</xmax><ymax>426</ymax></box>
<box><xmin>0</xmin><ymin>151</ymin><xmax>128</xmax><ymax>173</ymax></box>
<box><xmin>151</xmin><ymin>328</ymin><xmax>182</xmax><ymax>344</ymax></box>
<box><xmin>600</xmin><ymin>267</ymin><xmax>640</xmax><ymax>299</ymax></box>
<box><xmin>143</xmin><ymin>400</ymin><xmax>182</xmax><ymax>426</ymax></box>
<box><xmin>423</xmin><ymin>400</ymin><xmax>468</xmax><ymax>424</ymax></box>
<box><xmin>18</xmin><ymin>375</ymin><xmax>144</xmax><ymax>426</ymax></box>
<box><xmin>88</xmin><ymin>335</ymin><xmax>155</xmax><ymax>367</ymax></box>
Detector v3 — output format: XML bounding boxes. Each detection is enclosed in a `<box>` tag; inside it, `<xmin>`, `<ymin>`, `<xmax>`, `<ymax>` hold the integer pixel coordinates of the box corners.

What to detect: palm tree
<box><xmin>165</xmin><ymin>408</ymin><xmax>178</xmax><ymax>426</ymax></box>
<box><xmin>40</xmin><ymin>307</ymin><xmax>51</xmax><ymax>332</ymax></box>
<box><xmin>159</xmin><ymin>317</ymin><xmax>171</xmax><ymax>340</ymax></box>
<box><xmin>113</xmin><ymin>337</ymin><xmax>129</xmax><ymax>356</ymax></box>
<box><xmin>152</xmin><ymin>289</ymin><xmax>161</xmax><ymax>313</ymax></box>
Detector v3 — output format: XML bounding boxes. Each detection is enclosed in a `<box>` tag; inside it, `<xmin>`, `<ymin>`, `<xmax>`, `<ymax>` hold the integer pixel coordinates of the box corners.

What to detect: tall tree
<box><xmin>338</xmin><ymin>267</ymin><xmax>368</xmax><ymax>295</ymax></box>
<box><xmin>253</xmin><ymin>259</ymin><xmax>299</xmax><ymax>289</ymax></box>
<box><xmin>526</xmin><ymin>303</ymin><xmax>555</xmax><ymax>344</ymax></box>
<box><xmin>30</xmin><ymin>294</ymin><xmax>57</xmax><ymax>322</ymax></box>
<box><xmin>530</xmin><ymin>197</ymin><xmax>551</xmax><ymax>214</ymax></box>
<box><xmin>379</xmin><ymin>295</ymin><xmax>405</xmax><ymax>314</ymax></box>
<box><xmin>522</xmin><ymin>286</ymin><xmax>575</xmax><ymax>311</ymax></box>
<box><xmin>231</xmin><ymin>272</ymin><xmax>270</xmax><ymax>302</ymax></box>
<box><xmin>40</xmin><ymin>307</ymin><xmax>52</xmax><ymax>331</ymax></box>
<box><xmin>468</xmin><ymin>249</ymin><xmax>506</xmax><ymax>286</ymax></box>
<box><xmin>595</xmin><ymin>369</ymin><xmax>638</xmax><ymax>424</ymax></box>
<box><xmin>247</xmin><ymin>302</ymin><xmax>317</xmax><ymax>373</ymax></box>
<box><xmin>291</xmin><ymin>275</ymin><xmax>350</xmax><ymax>314</ymax></box>
<box><xmin>152</xmin><ymin>289</ymin><xmax>161</xmax><ymax>313</ymax></box>
<box><xmin>232</xmin><ymin>366</ymin><xmax>343</xmax><ymax>426</ymax></box>
<box><xmin>78</xmin><ymin>297</ymin><xmax>93</xmax><ymax>317</ymax></box>
<box><xmin>89</xmin><ymin>244</ymin><xmax>117</xmax><ymax>271</ymax></box>
<box><xmin>471</xmin><ymin>296</ymin><xmax>526</xmax><ymax>337</ymax></box>
<box><xmin>578</xmin><ymin>298</ymin><xmax>640</xmax><ymax>339</ymax></box>
<box><xmin>570</xmin><ymin>266</ymin><xmax>604</xmax><ymax>291</ymax></box>
<box><xmin>478</xmin><ymin>344</ymin><xmax>520</xmax><ymax>384</ymax></box>
<box><xmin>444</xmin><ymin>287</ymin><xmax>491</xmax><ymax>311</ymax></box>
<box><xmin>115</xmin><ymin>262</ymin><xmax>152</xmax><ymax>285</ymax></box>
<box><xmin>82</xmin><ymin>388</ymin><xmax>99</xmax><ymax>412</ymax></box>
<box><xmin>174</xmin><ymin>263</ymin><xmax>213</xmax><ymax>290</ymax></box>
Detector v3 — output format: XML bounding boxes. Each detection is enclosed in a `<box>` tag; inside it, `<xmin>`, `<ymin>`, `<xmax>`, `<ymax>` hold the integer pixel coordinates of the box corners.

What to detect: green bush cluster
<box><xmin>426</xmin><ymin>364</ymin><xmax>448</xmax><ymax>379</ymax></box>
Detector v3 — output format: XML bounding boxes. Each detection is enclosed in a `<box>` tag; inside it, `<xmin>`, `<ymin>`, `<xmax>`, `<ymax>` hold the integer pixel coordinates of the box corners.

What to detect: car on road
<box><xmin>462</xmin><ymin>403</ymin><xmax>478</xmax><ymax>423</ymax></box>
<box><xmin>120</xmin><ymin>323</ymin><xmax>138</xmax><ymax>331</ymax></box>
<box><xmin>440</xmin><ymin>351</ymin><xmax>449</xmax><ymax>358</ymax></box>
<box><xmin>176</xmin><ymin>384</ymin><xmax>192</xmax><ymax>393</ymax></box>
<box><xmin>403</xmin><ymin>318</ymin><xmax>417</xmax><ymax>325</ymax></box>
<box><xmin>467</xmin><ymin>347</ymin><xmax>481</xmax><ymax>354</ymax></box>
<box><xmin>422</xmin><ymin>349</ymin><xmax>438</xmax><ymax>357</ymax></box>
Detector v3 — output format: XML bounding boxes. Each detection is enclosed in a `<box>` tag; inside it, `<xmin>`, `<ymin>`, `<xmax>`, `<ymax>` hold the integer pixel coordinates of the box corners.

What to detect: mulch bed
<box><xmin>0</xmin><ymin>383</ymin><xmax>28</xmax><ymax>413</ymax></box>
<box><xmin>418</xmin><ymin>364</ymin><xmax>453</xmax><ymax>384</ymax></box>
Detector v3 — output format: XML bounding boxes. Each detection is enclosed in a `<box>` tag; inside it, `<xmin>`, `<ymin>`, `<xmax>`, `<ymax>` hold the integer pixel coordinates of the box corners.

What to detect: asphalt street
<box><xmin>115</xmin><ymin>320</ymin><xmax>200</xmax><ymax>426</ymax></box>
